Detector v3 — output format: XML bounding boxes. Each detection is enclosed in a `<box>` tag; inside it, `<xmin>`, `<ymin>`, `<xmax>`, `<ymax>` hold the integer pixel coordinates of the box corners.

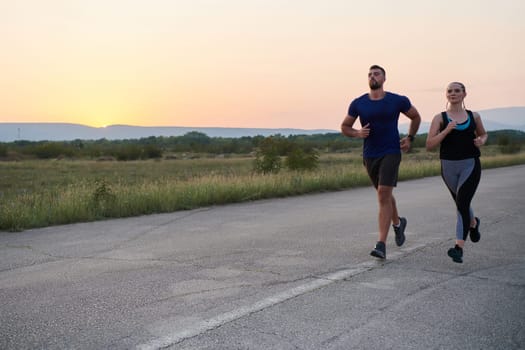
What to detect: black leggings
<box><xmin>440</xmin><ymin>158</ymin><xmax>481</xmax><ymax>240</ymax></box>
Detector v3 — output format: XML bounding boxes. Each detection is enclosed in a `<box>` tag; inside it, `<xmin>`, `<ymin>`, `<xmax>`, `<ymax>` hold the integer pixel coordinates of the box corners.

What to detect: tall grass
<box><xmin>1</xmin><ymin>149</ymin><xmax>524</xmax><ymax>232</ymax></box>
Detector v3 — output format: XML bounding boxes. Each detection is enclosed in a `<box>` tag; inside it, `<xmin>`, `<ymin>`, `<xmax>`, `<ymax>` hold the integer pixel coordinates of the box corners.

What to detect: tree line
<box><xmin>0</xmin><ymin>129</ymin><xmax>523</xmax><ymax>161</ymax></box>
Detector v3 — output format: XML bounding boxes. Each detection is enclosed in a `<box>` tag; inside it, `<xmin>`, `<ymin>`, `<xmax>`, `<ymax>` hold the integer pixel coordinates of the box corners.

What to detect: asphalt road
<box><xmin>1</xmin><ymin>165</ymin><xmax>524</xmax><ymax>350</ymax></box>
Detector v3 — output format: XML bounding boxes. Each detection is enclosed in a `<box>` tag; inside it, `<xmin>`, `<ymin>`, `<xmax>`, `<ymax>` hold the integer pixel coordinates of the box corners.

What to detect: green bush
<box><xmin>91</xmin><ymin>179</ymin><xmax>117</xmax><ymax>216</ymax></box>
<box><xmin>253</xmin><ymin>151</ymin><xmax>282</xmax><ymax>174</ymax></box>
<box><xmin>33</xmin><ymin>142</ymin><xmax>74</xmax><ymax>159</ymax></box>
<box><xmin>115</xmin><ymin>145</ymin><xmax>143</xmax><ymax>161</ymax></box>
<box><xmin>498</xmin><ymin>135</ymin><xmax>522</xmax><ymax>154</ymax></box>
<box><xmin>285</xmin><ymin>147</ymin><xmax>319</xmax><ymax>171</ymax></box>
<box><xmin>0</xmin><ymin>143</ymin><xmax>7</xmax><ymax>157</ymax></box>
<box><xmin>143</xmin><ymin>144</ymin><xmax>163</xmax><ymax>159</ymax></box>
<box><xmin>253</xmin><ymin>137</ymin><xmax>282</xmax><ymax>174</ymax></box>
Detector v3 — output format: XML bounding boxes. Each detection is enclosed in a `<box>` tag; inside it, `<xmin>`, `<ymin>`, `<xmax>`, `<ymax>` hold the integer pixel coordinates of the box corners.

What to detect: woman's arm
<box><xmin>426</xmin><ymin>113</ymin><xmax>456</xmax><ymax>151</ymax></box>
<box><xmin>473</xmin><ymin>112</ymin><xmax>488</xmax><ymax>148</ymax></box>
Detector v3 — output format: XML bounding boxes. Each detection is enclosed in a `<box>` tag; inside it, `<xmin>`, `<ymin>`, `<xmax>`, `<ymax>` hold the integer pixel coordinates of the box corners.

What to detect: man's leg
<box><xmin>367</xmin><ymin>154</ymin><xmax>401</xmax><ymax>259</ymax></box>
<box><xmin>377</xmin><ymin>185</ymin><xmax>395</xmax><ymax>243</ymax></box>
<box><xmin>391</xmin><ymin>195</ymin><xmax>400</xmax><ymax>226</ymax></box>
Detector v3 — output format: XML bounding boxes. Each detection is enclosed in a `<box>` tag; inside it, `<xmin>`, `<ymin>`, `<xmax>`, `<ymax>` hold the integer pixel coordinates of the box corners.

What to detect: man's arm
<box><xmin>341</xmin><ymin>115</ymin><xmax>369</xmax><ymax>139</ymax></box>
<box><xmin>404</xmin><ymin>105</ymin><xmax>421</xmax><ymax>137</ymax></box>
<box><xmin>400</xmin><ymin>106</ymin><xmax>421</xmax><ymax>152</ymax></box>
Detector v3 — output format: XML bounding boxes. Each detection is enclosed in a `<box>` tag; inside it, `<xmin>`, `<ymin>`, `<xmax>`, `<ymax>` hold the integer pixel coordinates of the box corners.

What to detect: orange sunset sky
<box><xmin>1</xmin><ymin>0</ymin><xmax>524</xmax><ymax>130</ymax></box>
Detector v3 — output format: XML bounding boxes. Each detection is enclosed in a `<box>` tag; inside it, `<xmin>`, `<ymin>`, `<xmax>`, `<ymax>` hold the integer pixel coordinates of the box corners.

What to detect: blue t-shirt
<box><xmin>347</xmin><ymin>92</ymin><xmax>411</xmax><ymax>158</ymax></box>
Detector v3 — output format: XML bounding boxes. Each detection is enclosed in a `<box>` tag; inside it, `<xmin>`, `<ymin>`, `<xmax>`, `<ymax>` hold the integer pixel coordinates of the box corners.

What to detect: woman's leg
<box><xmin>455</xmin><ymin>158</ymin><xmax>481</xmax><ymax>240</ymax></box>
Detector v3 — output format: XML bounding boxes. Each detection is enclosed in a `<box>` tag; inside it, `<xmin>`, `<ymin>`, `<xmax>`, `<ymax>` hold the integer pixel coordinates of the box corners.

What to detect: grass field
<box><xmin>1</xmin><ymin>147</ymin><xmax>524</xmax><ymax>232</ymax></box>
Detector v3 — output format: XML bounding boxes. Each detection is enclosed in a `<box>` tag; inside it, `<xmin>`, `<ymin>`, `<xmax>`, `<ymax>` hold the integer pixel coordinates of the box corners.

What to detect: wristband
<box><xmin>408</xmin><ymin>134</ymin><xmax>415</xmax><ymax>142</ymax></box>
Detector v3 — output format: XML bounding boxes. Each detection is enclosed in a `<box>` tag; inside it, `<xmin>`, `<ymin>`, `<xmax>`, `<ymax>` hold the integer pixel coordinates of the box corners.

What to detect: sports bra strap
<box><xmin>441</xmin><ymin>110</ymin><xmax>476</xmax><ymax>131</ymax></box>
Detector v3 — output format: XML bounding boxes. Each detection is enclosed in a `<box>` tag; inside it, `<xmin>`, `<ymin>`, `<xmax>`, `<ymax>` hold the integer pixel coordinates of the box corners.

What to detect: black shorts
<box><xmin>363</xmin><ymin>153</ymin><xmax>401</xmax><ymax>188</ymax></box>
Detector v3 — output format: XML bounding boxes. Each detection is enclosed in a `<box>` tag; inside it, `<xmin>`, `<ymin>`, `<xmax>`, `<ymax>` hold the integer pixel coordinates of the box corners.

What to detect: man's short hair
<box><xmin>369</xmin><ymin>65</ymin><xmax>386</xmax><ymax>76</ymax></box>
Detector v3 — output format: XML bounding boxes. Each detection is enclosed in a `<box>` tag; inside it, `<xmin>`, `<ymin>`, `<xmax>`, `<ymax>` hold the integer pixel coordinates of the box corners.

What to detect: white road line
<box><xmin>136</xmin><ymin>240</ymin><xmax>440</xmax><ymax>350</ymax></box>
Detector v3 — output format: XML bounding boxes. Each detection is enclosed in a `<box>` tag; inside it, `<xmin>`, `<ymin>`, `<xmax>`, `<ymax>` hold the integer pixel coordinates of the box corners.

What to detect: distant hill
<box><xmin>1</xmin><ymin>107</ymin><xmax>524</xmax><ymax>142</ymax></box>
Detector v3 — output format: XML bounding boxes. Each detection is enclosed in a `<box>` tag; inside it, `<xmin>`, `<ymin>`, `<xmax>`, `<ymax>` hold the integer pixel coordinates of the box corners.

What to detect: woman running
<box><xmin>426</xmin><ymin>81</ymin><xmax>488</xmax><ymax>263</ymax></box>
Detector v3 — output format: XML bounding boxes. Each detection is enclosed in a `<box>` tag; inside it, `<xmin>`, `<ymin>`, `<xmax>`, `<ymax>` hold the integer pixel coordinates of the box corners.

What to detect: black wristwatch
<box><xmin>408</xmin><ymin>134</ymin><xmax>415</xmax><ymax>142</ymax></box>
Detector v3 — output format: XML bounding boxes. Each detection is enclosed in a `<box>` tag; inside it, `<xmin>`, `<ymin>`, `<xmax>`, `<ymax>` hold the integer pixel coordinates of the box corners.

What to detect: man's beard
<box><xmin>369</xmin><ymin>80</ymin><xmax>382</xmax><ymax>90</ymax></box>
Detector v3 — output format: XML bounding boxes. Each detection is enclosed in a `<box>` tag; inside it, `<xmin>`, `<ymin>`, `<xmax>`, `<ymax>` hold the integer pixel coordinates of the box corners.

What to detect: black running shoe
<box><xmin>469</xmin><ymin>217</ymin><xmax>480</xmax><ymax>243</ymax></box>
<box><xmin>447</xmin><ymin>245</ymin><xmax>463</xmax><ymax>263</ymax></box>
<box><xmin>370</xmin><ymin>241</ymin><xmax>386</xmax><ymax>259</ymax></box>
<box><xmin>393</xmin><ymin>217</ymin><xmax>407</xmax><ymax>247</ymax></box>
